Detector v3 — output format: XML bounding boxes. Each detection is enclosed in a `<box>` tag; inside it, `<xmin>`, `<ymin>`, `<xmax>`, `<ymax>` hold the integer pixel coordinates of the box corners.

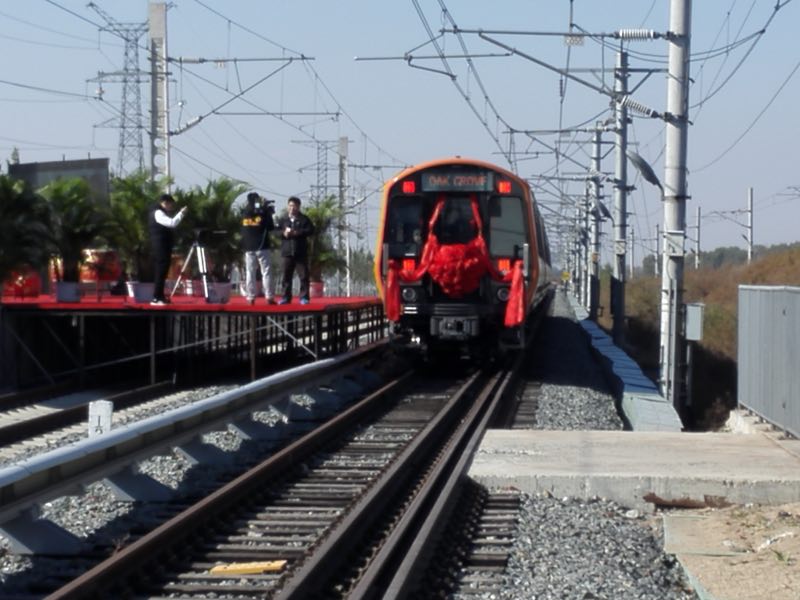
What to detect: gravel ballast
<box><xmin>456</xmin><ymin>290</ymin><xmax>696</xmax><ymax>599</ymax></box>
<box><xmin>0</xmin><ymin>292</ymin><xmax>697</xmax><ymax>598</ymax></box>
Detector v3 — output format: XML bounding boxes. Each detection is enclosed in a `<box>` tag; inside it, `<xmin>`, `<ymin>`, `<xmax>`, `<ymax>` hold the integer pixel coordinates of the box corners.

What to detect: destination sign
<box><xmin>420</xmin><ymin>170</ymin><xmax>495</xmax><ymax>192</ymax></box>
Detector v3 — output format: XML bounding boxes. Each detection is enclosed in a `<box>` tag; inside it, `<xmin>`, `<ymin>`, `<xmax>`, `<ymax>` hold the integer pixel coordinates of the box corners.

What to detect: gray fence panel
<box><xmin>738</xmin><ymin>285</ymin><xmax>800</xmax><ymax>438</ymax></box>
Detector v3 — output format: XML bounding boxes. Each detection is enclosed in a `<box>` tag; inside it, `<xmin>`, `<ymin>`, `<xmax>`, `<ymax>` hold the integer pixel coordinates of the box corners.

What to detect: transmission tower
<box><xmin>88</xmin><ymin>3</ymin><xmax>147</xmax><ymax>176</ymax></box>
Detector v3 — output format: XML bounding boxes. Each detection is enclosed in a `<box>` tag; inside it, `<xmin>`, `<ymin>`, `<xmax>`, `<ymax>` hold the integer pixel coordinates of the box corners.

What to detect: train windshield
<box><xmin>387</xmin><ymin>198</ymin><xmax>424</xmax><ymax>247</ymax></box>
<box><xmin>488</xmin><ymin>196</ymin><xmax>526</xmax><ymax>257</ymax></box>
<box><xmin>433</xmin><ymin>196</ymin><xmax>478</xmax><ymax>244</ymax></box>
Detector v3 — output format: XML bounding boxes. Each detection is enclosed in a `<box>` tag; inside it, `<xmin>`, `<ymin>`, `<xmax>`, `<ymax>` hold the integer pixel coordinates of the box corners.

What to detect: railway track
<box><xmin>43</xmin><ymin>355</ymin><xmax>520</xmax><ymax>599</ymax></box>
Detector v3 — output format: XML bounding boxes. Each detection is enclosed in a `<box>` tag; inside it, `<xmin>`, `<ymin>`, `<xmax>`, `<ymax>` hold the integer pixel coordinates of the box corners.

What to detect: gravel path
<box><xmin>460</xmin><ymin>290</ymin><xmax>696</xmax><ymax>600</ymax></box>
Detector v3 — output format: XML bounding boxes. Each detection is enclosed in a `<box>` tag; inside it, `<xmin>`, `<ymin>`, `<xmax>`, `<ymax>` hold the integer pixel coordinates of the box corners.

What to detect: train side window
<box><xmin>488</xmin><ymin>196</ymin><xmax>526</xmax><ymax>257</ymax></box>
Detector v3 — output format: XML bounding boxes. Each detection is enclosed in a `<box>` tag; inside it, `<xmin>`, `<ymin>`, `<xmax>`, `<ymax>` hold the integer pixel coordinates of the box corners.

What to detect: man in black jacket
<box><xmin>148</xmin><ymin>194</ymin><xmax>187</xmax><ymax>305</ymax></box>
<box><xmin>276</xmin><ymin>196</ymin><xmax>314</xmax><ymax>305</ymax></box>
<box><xmin>240</xmin><ymin>192</ymin><xmax>276</xmax><ymax>305</ymax></box>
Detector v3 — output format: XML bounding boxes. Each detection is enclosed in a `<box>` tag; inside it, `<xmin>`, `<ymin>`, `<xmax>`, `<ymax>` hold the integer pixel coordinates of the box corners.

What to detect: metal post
<box><xmin>612</xmin><ymin>50</ymin><xmax>629</xmax><ymax>344</ymax></box>
<box><xmin>149</xmin><ymin>315</ymin><xmax>156</xmax><ymax>385</ymax></box>
<box><xmin>572</xmin><ymin>205</ymin><xmax>581</xmax><ymax>298</ymax></box>
<box><xmin>589</xmin><ymin>127</ymin><xmax>603</xmax><ymax>320</ymax></box>
<box><xmin>582</xmin><ymin>190</ymin><xmax>591</xmax><ymax>310</ymax></box>
<box><xmin>695</xmin><ymin>205</ymin><xmax>701</xmax><ymax>269</ymax></box>
<box><xmin>747</xmin><ymin>187</ymin><xmax>753</xmax><ymax>263</ymax></box>
<box><xmin>79</xmin><ymin>315</ymin><xmax>86</xmax><ymax>388</ymax></box>
<box><xmin>249</xmin><ymin>314</ymin><xmax>256</xmax><ymax>381</ymax></box>
<box><xmin>654</xmin><ymin>224</ymin><xmax>660</xmax><ymax>276</ymax></box>
<box><xmin>338</xmin><ymin>136</ymin><xmax>350</xmax><ymax>296</ymax></box>
<box><xmin>660</xmin><ymin>0</ymin><xmax>692</xmax><ymax>411</ymax></box>
<box><xmin>629</xmin><ymin>228</ymin><xmax>635</xmax><ymax>280</ymax></box>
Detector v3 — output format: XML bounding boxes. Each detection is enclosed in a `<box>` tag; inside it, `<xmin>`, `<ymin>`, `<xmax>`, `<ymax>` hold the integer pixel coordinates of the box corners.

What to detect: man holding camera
<box><xmin>240</xmin><ymin>191</ymin><xmax>276</xmax><ymax>305</ymax></box>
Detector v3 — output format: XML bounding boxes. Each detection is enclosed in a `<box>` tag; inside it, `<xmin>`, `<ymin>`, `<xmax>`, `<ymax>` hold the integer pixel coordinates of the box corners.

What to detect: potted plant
<box><xmin>0</xmin><ymin>175</ymin><xmax>51</xmax><ymax>299</ymax></box>
<box><xmin>303</xmin><ymin>195</ymin><xmax>347</xmax><ymax>297</ymax></box>
<box><xmin>38</xmin><ymin>177</ymin><xmax>108</xmax><ymax>302</ymax></box>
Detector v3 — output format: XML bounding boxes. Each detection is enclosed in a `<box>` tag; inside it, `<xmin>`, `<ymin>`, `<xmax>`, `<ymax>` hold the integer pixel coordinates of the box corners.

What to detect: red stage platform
<box><xmin>1</xmin><ymin>291</ymin><xmax>386</xmax><ymax>389</ymax></box>
<box><xmin>0</xmin><ymin>293</ymin><xmax>380</xmax><ymax>313</ymax></box>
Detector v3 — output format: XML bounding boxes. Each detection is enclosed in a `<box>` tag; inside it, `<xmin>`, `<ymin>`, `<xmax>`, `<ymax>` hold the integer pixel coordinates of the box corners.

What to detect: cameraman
<box><xmin>240</xmin><ymin>191</ymin><xmax>276</xmax><ymax>305</ymax></box>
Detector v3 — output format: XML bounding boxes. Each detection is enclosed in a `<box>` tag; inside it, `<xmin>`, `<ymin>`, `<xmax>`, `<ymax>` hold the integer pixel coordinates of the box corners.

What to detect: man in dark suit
<box><xmin>148</xmin><ymin>194</ymin><xmax>187</xmax><ymax>305</ymax></box>
<box><xmin>276</xmin><ymin>196</ymin><xmax>315</xmax><ymax>305</ymax></box>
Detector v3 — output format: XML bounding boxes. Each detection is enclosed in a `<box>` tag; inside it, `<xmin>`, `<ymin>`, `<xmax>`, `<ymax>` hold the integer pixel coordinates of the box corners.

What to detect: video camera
<box><xmin>248</xmin><ymin>193</ymin><xmax>275</xmax><ymax>215</ymax></box>
<box><xmin>261</xmin><ymin>198</ymin><xmax>276</xmax><ymax>215</ymax></box>
<box><xmin>193</xmin><ymin>227</ymin><xmax>227</xmax><ymax>244</ymax></box>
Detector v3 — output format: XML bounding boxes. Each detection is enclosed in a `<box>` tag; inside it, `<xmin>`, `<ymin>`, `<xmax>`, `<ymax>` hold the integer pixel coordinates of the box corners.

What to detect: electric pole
<box><xmin>612</xmin><ymin>50</ymin><xmax>630</xmax><ymax>345</ymax></box>
<box><xmin>660</xmin><ymin>0</ymin><xmax>692</xmax><ymax>411</ymax></box>
<box><xmin>589</xmin><ymin>126</ymin><xmax>603</xmax><ymax>320</ymax></box>
<box><xmin>338</xmin><ymin>136</ymin><xmax>349</xmax><ymax>296</ymax></box>
<box><xmin>149</xmin><ymin>2</ymin><xmax>169</xmax><ymax>184</ymax></box>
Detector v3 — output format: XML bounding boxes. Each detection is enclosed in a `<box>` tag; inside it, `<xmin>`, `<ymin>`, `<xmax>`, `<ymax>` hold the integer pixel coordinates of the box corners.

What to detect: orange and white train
<box><xmin>374</xmin><ymin>157</ymin><xmax>553</xmax><ymax>357</ymax></box>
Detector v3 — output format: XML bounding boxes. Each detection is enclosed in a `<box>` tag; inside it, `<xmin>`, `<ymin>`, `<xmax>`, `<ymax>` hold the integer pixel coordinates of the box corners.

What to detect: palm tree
<box><xmin>0</xmin><ymin>175</ymin><xmax>50</xmax><ymax>286</ymax></box>
<box><xmin>174</xmin><ymin>177</ymin><xmax>247</xmax><ymax>281</ymax></box>
<box><xmin>107</xmin><ymin>171</ymin><xmax>167</xmax><ymax>281</ymax></box>
<box><xmin>39</xmin><ymin>177</ymin><xmax>108</xmax><ymax>282</ymax></box>
<box><xmin>303</xmin><ymin>195</ymin><xmax>347</xmax><ymax>283</ymax></box>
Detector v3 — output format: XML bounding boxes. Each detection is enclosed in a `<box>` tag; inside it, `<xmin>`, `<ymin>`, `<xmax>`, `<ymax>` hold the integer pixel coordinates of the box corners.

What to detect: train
<box><xmin>374</xmin><ymin>157</ymin><xmax>554</xmax><ymax>358</ymax></box>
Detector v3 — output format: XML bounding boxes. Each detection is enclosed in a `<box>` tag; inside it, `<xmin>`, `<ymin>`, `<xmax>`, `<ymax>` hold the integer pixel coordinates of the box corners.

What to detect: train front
<box><xmin>374</xmin><ymin>158</ymin><xmax>540</xmax><ymax>358</ymax></box>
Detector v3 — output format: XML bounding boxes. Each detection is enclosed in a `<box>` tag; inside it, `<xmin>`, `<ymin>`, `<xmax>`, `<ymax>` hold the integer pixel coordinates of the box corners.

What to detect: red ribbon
<box><xmin>385</xmin><ymin>195</ymin><xmax>526</xmax><ymax>327</ymax></box>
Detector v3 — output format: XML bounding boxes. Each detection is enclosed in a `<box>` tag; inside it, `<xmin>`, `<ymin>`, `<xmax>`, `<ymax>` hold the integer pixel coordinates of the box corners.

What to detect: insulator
<box><xmin>620</xmin><ymin>96</ymin><xmax>658</xmax><ymax>118</ymax></box>
<box><xmin>615</xmin><ymin>28</ymin><xmax>660</xmax><ymax>40</ymax></box>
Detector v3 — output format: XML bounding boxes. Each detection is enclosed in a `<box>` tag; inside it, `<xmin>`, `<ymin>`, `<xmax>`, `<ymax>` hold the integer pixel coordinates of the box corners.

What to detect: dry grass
<box><xmin>595</xmin><ymin>245</ymin><xmax>800</xmax><ymax>429</ymax></box>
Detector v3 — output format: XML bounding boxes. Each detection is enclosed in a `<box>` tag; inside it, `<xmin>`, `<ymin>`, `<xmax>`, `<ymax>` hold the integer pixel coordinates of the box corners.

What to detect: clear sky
<box><xmin>1</xmin><ymin>1</ymin><xmax>798</xmax><ymax>267</ymax></box>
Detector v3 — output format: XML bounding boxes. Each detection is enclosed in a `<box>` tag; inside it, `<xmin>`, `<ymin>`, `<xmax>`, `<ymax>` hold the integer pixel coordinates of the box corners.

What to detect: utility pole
<box><xmin>589</xmin><ymin>126</ymin><xmax>603</xmax><ymax>320</ymax></box>
<box><xmin>88</xmin><ymin>3</ymin><xmax>147</xmax><ymax>176</ymax></box>
<box><xmin>660</xmin><ymin>0</ymin><xmax>692</xmax><ymax>411</ymax></box>
<box><xmin>582</xmin><ymin>190</ymin><xmax>591</xmax><ymax>310</ymax></box>
<box><xmin>338</xmin><ymin>136</ymin><xmax>349</xmax><ymax>296</ymax></box>
<box><xmin>612</xmin><ymin>50</ymin><xmax>630</xmax><ymax>344</ymax></box>
<box><xmin>149</xmin><ymin>2</ymin><xmax>169</xmax><ymax>184</ymax></box>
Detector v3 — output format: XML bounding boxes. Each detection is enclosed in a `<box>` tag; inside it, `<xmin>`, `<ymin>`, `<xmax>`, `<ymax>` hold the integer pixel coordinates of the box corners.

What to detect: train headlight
<box><xmin>496</xmin><ymin>287</ymin><xmax>510</xmax><ymax>302</ymax></box>
<box><xmin>401</xmin><ymin>287</ymin><xmax>418</xmax><ymax>302</ymax></box>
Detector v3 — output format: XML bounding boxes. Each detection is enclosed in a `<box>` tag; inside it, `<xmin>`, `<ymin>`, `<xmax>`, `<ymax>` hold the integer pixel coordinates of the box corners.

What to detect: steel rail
<box><xmin>46</xmin><ymin>369</ymin><xmax>412</xmax><ymax>600</ymax></box>
<box><xmin>378</xmin><ymin>354</ymin><xmax>523</xmax><ymax>599</ymax></box>
<box><xmin>273</xmin><ymin>368</ymin><xmax>493</xmax><ymax>599</ymax></box>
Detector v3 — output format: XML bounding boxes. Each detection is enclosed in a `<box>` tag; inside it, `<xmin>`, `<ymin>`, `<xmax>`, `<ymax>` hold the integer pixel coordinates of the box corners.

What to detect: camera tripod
<box><xmin>170</xmin><ymin>241</ymin><xmax>213</xmax><ymax>302</ymax></box>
